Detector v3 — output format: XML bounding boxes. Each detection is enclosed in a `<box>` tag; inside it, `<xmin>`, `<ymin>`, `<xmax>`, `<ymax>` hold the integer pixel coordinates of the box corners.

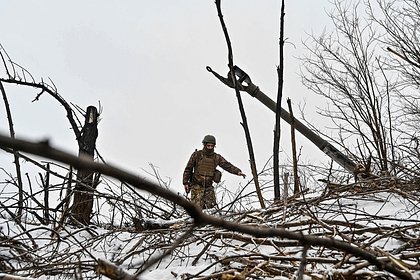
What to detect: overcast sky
<box><xmin>0</xmin><ymin>1</ymin><xmax>335</xmax><ymax>195</ymax></box>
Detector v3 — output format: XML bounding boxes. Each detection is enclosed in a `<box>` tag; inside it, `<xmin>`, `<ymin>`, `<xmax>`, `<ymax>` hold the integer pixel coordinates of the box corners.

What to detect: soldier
<box><xmin>183</xmin><ymin>135</ymin><xmax>246</xmax><ymax>209</ymax></box>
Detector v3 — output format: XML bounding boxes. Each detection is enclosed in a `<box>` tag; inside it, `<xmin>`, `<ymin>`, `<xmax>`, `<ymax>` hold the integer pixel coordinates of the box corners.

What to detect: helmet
<box><xmin>202</xmin><ymin>135</ymin><xmax>216</xmax><ymax>145</ymax></box>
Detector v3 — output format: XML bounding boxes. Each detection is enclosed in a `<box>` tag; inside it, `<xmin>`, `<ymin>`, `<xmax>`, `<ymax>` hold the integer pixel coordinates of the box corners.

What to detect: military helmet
<box><xmin>202</xmin><ymin>135</ymin><xmax>216</xmax><ymax>145</ymax></box>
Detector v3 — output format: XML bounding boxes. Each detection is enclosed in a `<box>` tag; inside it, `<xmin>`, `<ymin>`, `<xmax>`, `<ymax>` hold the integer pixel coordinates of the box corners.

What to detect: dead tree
<box><xmin>0</xmin><ymin>80</ymin><xmax>24</xmax><ymax>220</ymax></box>
<box><xmin>301</xmin><ymin>0</ymin><xmax>394</xmax><ymax>175</ymax></box>
<box><xmin>367</xmin><ymin>0</ymin><xmax>420</xmax><ymax>173</ymax></box>
<box><xmin>71</xmin><ymin>106</ymin><xmax>99</xmax><ymax>225</ymax></box>
<box><xmin>0</xmin><ymin>44</ymin><xmax>87</xmax><ymax>224</ymax></box>
<box><xmin>273</xmin><ymin>0</ymin><xmax>286</xmax><ymax>202</ymax></box>
<box><xmin>214</xmin><ymin>0</ymin><xmax>265</xmax><ymax>208</ymax></box>
<box><xmin>287</xmin><ymin>98</ymin><xmax>300</xmax><ymax>194</ymax></box>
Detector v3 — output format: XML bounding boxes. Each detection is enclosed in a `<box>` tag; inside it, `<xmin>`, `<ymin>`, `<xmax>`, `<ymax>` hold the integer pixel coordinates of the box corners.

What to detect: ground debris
<box><xmin>1</xmin><ymin>176</ymin><xmax>420</xmax><ymax>279</ymax></box>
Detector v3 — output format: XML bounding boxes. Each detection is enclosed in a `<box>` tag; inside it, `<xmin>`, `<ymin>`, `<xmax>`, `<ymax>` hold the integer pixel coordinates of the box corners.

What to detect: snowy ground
<box><xmin>1</xmin><ymin>173</ymin><xmax>420</xmax><ymax>279</ymax></box>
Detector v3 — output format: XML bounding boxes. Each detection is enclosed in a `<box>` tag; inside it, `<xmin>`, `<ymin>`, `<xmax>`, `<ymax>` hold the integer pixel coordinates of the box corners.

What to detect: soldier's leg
<box><xmin>202</xmin><ymin>186</ymin><xmax>217</xmax><ymax>209</ymax></box>
<box><xmin>190</xmin><ymin>185</ymin><xmax>205</xmax><ymax>208</ymax></box>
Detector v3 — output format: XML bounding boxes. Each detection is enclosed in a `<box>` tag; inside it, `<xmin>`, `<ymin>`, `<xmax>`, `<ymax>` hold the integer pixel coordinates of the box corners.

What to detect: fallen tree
<box><xmin>0</xmin><ymin>134</ymin><xmax>418</xmax><ymax>279</ymax></box>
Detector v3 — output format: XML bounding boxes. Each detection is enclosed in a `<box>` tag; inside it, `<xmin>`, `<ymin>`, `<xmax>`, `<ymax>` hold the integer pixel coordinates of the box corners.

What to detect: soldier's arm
<box><xmin>217</xmin><ymin>154</ymin><xmax>245</xmax><ymax>178</ymax></box>
<box><xmin>182</xmin><ymin>151</ymin><xmax>197</xmax><ymax>186</ymax></box>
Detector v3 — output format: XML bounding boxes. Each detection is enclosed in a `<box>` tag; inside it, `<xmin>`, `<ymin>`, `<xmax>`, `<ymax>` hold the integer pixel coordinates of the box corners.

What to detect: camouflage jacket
<box><xmin>183</xmin><ymin>149</ymin><xmax>242</xmax><ymax>187</ymax></box>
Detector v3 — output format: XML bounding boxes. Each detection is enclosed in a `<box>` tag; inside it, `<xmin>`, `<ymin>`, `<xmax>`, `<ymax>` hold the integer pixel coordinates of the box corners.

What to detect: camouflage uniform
<box><xmin>183</xmin><ymin>149</ymin><xmax>242</xmax><ymax>209</ymax></box>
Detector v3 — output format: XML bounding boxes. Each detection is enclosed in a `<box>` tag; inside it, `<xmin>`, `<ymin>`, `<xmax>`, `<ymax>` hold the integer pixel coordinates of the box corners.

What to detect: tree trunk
<box><xmin>71</xmin><ymin>106</ymin><xmax>98</xmax><ymax>225</ymax></box>
<box><xmin>274</xmin><ymin>0</ymin><xmax>286</xmax><ymax>202</ymax></box>
<box><xmin>287</xmin><ymin>99</ymin><xmax>300</xmax><ymax>194</ymax></box>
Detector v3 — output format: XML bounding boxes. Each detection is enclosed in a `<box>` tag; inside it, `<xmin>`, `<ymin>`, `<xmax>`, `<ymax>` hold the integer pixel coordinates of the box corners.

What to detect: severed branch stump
<box><xmin>71</xmin><ymin>106</ymin><xmax>99</xmax><ymax>225</ymax></box>
<box><xmin>96</xmin><ymin>259</ymin><xmax>139</xmax><ymax>280</ymax></box>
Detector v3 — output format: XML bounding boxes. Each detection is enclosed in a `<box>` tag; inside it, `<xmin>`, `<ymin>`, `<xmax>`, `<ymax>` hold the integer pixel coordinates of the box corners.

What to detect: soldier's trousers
<box><xmin>190</xmin><ymin>184</ymin><xmax>216</xmax><ymax>209</ymax></box>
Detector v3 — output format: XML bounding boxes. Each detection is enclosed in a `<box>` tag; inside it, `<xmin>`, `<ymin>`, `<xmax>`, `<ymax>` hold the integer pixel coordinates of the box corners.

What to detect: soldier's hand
<box><xmin>184</xmin><ymin>184</ymin><xmax>190</xmax><ymax>194</ymax></box>
<box><xmin>238</xmin><ymin>172</ymin><xmax>246</xmax><ymax>179</ymax></box>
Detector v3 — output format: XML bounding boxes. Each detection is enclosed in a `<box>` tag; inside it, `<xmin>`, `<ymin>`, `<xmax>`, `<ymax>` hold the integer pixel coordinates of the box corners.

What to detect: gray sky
<box><xmin>0</xmin><ymin>1</ymin><xmax>334</xmax><ymax>195</ymax></box>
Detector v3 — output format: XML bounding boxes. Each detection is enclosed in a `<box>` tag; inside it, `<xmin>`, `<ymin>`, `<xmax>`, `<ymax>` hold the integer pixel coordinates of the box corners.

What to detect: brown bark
<box><xmin>274</xmin><ymin>0</ymin><xmax>286</xmax><ymax>202</ymax></box>
<box><xmin>287</xmin><ymin>99</ymin><xmax>300</xmax><ymax>194</ymax></box>
<box><xmin>214</xmin><ymin>0</ymin><xmax>265</xmax><ymax>208</ymax></box>
<box><xmin>71</xmin><ymin>106</ymin><xmax>99</xmax><ymax>225</ymax></box>
<box><xmin>97</xmin><ymin>259</ymin><xmax>139</xmax><ymax>280</ymax></box>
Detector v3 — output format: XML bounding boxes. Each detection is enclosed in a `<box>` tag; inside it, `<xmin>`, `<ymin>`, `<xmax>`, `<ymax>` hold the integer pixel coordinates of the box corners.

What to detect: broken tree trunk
<box><xmin>71</xmin><ymin>106</ymin><xmax>99</xmax><ymax>225</ymax></box>
<box><xmin>287</xmin><ymin>99</ymin><xmax>300</xmax><ymax>194</ymax></box>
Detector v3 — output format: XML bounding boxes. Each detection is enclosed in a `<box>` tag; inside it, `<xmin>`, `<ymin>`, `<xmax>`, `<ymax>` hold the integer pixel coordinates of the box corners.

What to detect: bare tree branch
<box><xmin>0</xmin><ymin>133</ymin><xmax>412</xmax><ymax>280</ymax></box>
<box><xmin>214</xmin><ymin>0</ymin><xmax>265</xmax><ymax>208</ymax></box>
